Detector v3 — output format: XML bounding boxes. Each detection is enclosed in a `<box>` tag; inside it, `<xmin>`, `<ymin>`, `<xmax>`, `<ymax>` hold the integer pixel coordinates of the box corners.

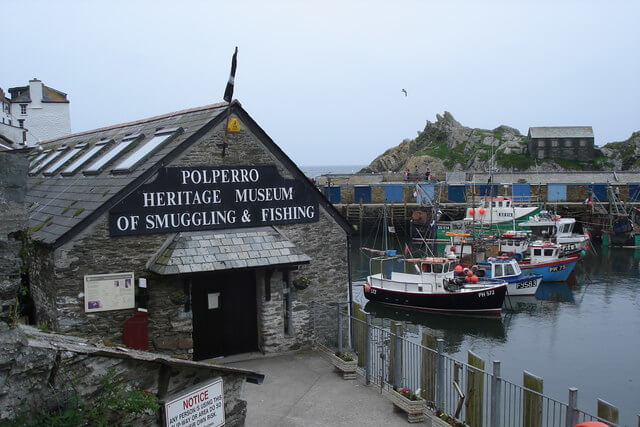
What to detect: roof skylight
<box><xmin>29</xmin><ymin>151</ymin><xmax>51</xmax><ymax>169</ymax></box>
<box><xmin>112</xmin><ymin>127</ymin><xmax>182</xmax><ymax>173</ymax></box>
<box><xmin>30</xmin><ymin>147</ymin><xmax>67</xmax><ymax>175</ymax></box>
<box><xmin>43</xmin><ymin>144</ymin><xmax>86</xmax><ymax>175</ymax></box>
<box><xmin>62</xmin><ymin>140</ymin><xmax>111</xmax><ymax>176</ymax></box>
<box><xmin>83</xmin><ymin>135</ymin><xmax>142</xmax><ymax>175</ymax></box>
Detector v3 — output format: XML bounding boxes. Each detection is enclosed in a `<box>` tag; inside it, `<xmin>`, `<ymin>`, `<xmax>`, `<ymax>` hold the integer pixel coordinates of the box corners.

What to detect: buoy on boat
<box><xmin>470</xmin><ymin>275</ymin><xmax>478</xmax><ymax>283</ymax></box>
<box><xmin>466</xmin><ymin>269</ymin><xmax>473</xmax><ymax>277</ymax></box>
<box><xmin>455</xmin><ymin>265</ymin><xmax>463</xmax><ymax>274</ymax></box>
<box><xmin>364</xmin><ymin>284</ymin><xmax>371</xmax><ymax>293</ymax></box>
<box><xmin>479</xmin><ymin>208</ymin><xmax>486</xmax><ymax>215</ymax></box>
<box><xmin>580</xmin><ymin>250</ymin><xmax>587</xmax><ymax>258</ymax></box>
<box><xmin>451</xmin><ymin>246</ymin><xmax>457</xmax><ymax>252</ymax></box>
<box><xmin>468</xmin><ymin>208</ymin><xmax>475</xmax><ymax>216</ymax></box>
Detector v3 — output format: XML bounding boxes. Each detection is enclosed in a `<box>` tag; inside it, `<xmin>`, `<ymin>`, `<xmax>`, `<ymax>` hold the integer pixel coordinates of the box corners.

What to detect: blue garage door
<box><xmin>354</xmin><ymin>186</ymin><xmax>371</xmax><ymax>204</ymax></box>
<box><xmin>478</xmin><ymin>184</ymin><xmax>498</xmax><ymax>197</ymax></box>
<box><xmin>589</xmin><ymin>184</ymin><xmax>608</xmax><ymax>202</ymax></box>
<box><xmin>324</xmin><ymin>186</ymin><xmax>340</xmax><ymax>203</ymax></box>
<box><xmin>512</xmin><ymin>184</ymin><xmax>530</xmax><ymax>203</ymax></box>
<box><xmin>447</xmin><ymin>185</ymin><xmax>466</xmax><ymax>203</ymax></box>
<box><xmin>548</xmin><ymin>184</ymin><xmax>567</xmax><ymax>202</ymax></box>
<box><xmin>416</xmin><ymin>184</ymin><xmax>435</xmax><ymax>204</ymax></box>
<box><xmin>385</xmin><ymin>185</ymin><xmax>404</xmax><ymax>203</ymax></box>
<box><xmin>629</xmin><ymin>184</ymin><xmax>640</xmax><ymax>202</ymax></box>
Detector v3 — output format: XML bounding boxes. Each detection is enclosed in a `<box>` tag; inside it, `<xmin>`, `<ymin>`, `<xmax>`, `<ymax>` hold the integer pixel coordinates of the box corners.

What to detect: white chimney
<box><xmin>29</xmin><ymin>78</ymin><xmax>43</xmax><ymax>108</ymax></box>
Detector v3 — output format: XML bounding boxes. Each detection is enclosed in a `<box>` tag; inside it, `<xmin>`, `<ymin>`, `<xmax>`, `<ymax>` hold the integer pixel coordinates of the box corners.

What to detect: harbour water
<box><xmin>350</xmin><ymin>236</ymin><xmax>640</xmax><ymax>426</ymax></box>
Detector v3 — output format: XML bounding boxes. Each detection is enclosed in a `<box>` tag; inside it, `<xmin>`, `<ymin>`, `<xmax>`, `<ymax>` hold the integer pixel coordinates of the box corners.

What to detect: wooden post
<box><xmin>421</xmin><ymin>332</ymin><xmax>437</xmax><ymax>402</ymax></box>
<box><xmin>353</xmin><ymin>303</ymin><xmax>367</xmax><ymax>367</ymax></box>
<box><xmin>597</xmin><ymin>398</ymin><xmax>619</xmax><ymax>425</ymax></box>
<box><xmin>388</xmin><ymin>321</ymin><xmax>397</xmax><ymax>387</ymax></box>
<box><xmin>465</xmin><ymin>351</ymin><xmax>485</xmax><ymax>427</ymax></box>
<box><xmin>393</xmin><ymin>323</ymin><xmax>403</xmax><ymax>390</ymax></box>
<box><xmin>523</xmin><ymin>371</ymin><xmax>543</xmax><ymax>427</ymax></box>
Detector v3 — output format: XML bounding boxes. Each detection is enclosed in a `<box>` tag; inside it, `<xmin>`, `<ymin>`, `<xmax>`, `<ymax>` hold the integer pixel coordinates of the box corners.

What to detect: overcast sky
<box><xmin>4</xmin><ymin>0</ymin><xmax>640</xmax><ymax>166</ymax></box>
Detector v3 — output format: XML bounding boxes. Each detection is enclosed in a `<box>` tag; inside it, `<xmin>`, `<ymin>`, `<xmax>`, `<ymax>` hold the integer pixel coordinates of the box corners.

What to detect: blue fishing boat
<box><xmin>518</xmin><ymin>241</ymin><xmax>580</xmax><ymax>282</ymax></box>
<box><xmin>474</xmin><ymin>257</ymin><xmax>542</xmax><ymax>296</ymax></box>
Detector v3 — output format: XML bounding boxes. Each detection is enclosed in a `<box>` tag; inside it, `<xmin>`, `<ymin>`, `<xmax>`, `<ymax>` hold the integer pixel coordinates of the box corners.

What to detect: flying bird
<box><xmin>401</xmin><ymin>89</ymin><xmax>408</xmax><ymax>97</ymax></box>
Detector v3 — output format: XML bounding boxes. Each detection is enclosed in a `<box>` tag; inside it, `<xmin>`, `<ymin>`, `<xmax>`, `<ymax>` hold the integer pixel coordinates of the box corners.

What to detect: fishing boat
<box><xmin>519</xmin><ymin>213</ymin><xmax>590</xmax><ymax>255</ymax></box>
<box><xmin>474</xmin><ymin>257</ymin><xmax>542</xmax><ymax>296</ymax></box>
<box><xmin>363</xmin><ymin>252</ymin><xmax>508</xmax><ymax>316</ymax></box>
<box><xmin>518</xmin><ymin>241</ymin><xmax>580</xmax><ymax>282</ymax></box>
<box><xmin>463</xmin><ymin>197</ymin><xmax>542</xmax><ymax>230</ymax></box>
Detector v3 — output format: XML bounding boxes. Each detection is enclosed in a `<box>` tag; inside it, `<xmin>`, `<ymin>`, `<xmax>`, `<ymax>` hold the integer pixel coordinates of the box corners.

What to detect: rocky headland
<box><xmin>361</xmin><ymin>112</ymin><xmax>640</xmax><ymax>177</ymax></box>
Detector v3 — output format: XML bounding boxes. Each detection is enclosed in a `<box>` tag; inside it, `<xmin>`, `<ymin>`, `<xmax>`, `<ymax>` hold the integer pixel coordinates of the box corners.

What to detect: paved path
<box><xmin>227</xmin><ymin>351</ymin><xmax>420</xmax><ymax>426</ymax></box>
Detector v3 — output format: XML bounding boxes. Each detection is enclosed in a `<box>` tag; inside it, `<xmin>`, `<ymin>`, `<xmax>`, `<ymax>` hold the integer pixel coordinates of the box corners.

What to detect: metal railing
<box><xmin>313</xmin><ymin>302</ymin><xmax>636</xmax><ymax>427</ymax></box>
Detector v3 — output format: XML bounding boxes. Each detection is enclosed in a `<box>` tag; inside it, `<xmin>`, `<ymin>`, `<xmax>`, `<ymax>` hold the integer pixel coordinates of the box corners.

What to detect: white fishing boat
<box><xmin>519</xmin><ymin>212</ymin><xmax>590</xmax><ymax>255</ymax></box>
<box><xmin>463</xmin><ymin>197</ymin><xmax>541</xmax><ymax>229</ymax></box>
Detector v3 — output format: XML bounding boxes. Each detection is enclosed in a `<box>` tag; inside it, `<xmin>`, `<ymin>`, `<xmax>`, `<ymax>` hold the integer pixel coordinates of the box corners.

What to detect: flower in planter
<box><xmin>395</xmin><ymin>387</ymin><xmax>420</xmax><ymax>401</ymax></box>
<box><xmin>334</xmin><ymin>351</ymin><xmax>354</xmax><ymax>362</ymax></box>
<box><xmin>435</xmin><ymin>410</ymin><xmax>469</xmax><ymax>427</ymax></box>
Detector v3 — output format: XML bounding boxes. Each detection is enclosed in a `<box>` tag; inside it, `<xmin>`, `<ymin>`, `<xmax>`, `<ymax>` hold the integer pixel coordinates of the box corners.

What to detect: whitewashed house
<box><xmin>1</xmin><ymin>78</ymin><xmax>71</xmax><ymax>146</ymax></box>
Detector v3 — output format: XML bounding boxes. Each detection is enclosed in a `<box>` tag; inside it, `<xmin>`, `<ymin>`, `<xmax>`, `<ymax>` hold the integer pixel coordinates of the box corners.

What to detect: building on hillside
<box><xmin>1</xmin><ymin>78</ymin><xmax>71</xmax><ymax>146</ymax></box>
<box><xmin>527</xmin><ymin>126</ymin><xmax>595</xmax><ymax>162</ymax></box>
<box><xmin>24</xmin><ymin>101</ymin><xmax>352</xmax><ymax>361</ymax></box>
<box><xmin>0</xmin><ymin>89</ymin><xmax>24</xmax><ymax>148</ymax></box>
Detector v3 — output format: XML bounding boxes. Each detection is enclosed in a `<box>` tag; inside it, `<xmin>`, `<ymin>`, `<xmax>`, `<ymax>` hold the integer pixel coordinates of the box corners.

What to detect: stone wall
<box><xmin>0</xmin><ymin>324</ymin><xmax>248</xmax><ymax>425</ymax></box>
<box><xmin>28</xmin><ymin>115</ymin><xmax>349</xmax><ymax>357</ymax></box>
<box><xmin>0</xmin><ymin>150</ymin><xmax>28</xmax><ymax>322</ymax></box>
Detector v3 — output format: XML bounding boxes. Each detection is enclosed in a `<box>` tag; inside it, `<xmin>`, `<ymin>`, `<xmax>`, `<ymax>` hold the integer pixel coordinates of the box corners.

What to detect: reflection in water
<box><xmin>535</xmin><ymin>282</ymin><xmax>575</xmax><ymax>302</ymax></box>
<box><xmin>363</xmin><ymin>301</ymin><xmax>507</xmax><ymax>353</ymax></box>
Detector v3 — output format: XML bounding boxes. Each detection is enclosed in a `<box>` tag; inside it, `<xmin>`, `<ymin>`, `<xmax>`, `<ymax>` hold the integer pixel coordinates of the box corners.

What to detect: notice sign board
<box><xmin>109</xmin><ymin>165</ymin><xmax>320</xmax><ymax>236</ymax></box>
<box><xmin>84</xmin><ymin>272</ymin><xmax>135</xmax><ymax>312</ymax></box>
<box><xmin>164</xmin><ymin>378</ymin><xmax>224</xmax><ymax>427</ymax></box>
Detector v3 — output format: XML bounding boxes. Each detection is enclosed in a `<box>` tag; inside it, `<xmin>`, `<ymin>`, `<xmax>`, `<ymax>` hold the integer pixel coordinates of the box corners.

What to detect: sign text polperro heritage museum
<box><xmin>109</xmin><ymin>166</ymin><xmax>319</xmax><ymax>236</ymax></box>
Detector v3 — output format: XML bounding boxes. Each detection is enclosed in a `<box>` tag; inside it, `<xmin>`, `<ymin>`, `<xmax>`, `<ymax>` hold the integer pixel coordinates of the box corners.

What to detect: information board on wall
<box><xmin>164</xmin><ymin>378</ymin><xmax>224</xmax><ymax>427</ymax></box>
<box><xmin>108</xmin><ymin>165</ymin><xmax>320</xmax><ymax>236</ymax></box>
<box><xmin>83</xmin><ymin>272</ymin><xmax>135</xmax><ymax>312</ymax></box>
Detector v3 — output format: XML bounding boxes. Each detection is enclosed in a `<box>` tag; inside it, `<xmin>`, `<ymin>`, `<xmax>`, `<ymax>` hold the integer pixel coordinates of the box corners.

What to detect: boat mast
<box><xmin>383</xmin><ymin>204</ymin><xmax>389</xmax><ymax>252</ymax></box>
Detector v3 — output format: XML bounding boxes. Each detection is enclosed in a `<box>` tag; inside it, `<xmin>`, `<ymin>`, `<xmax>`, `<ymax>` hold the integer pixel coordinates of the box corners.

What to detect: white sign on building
<box><xmin>164</xmin><ymin>378</ymin><xmax>225</xmax><ymax>427</ymax></box>
<box><xmin>83</xmin><ymin>272</ymin><xmax>135</xmax><ymax>312</ymax></box>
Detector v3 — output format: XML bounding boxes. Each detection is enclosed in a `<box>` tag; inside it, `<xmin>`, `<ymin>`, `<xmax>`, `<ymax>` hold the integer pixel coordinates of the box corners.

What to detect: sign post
<box><xmin>164</xmin><ymin>378</ymin><xmax>224</xmax><ymax>427</ymax></box>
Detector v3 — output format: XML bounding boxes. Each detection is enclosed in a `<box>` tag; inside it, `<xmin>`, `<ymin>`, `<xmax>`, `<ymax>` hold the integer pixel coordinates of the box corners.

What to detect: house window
<box><xmin>579</xmin><ymin>139</ymin><xmax>586</xmax><ymax>147</ymax></box>
<box><xmin>538</xmin><ymin>139</ymin><xmax>546</xmax><ymax>147</ymax></box>
<box><xmin>564</xmin><ymin>139</ymin><xmax>572</xmax><ymax>147</ymax></box>
<box><xmin>20</xmin><ymin>104</ymin><xmax>27</xmax><ymax>114</ymax></box>
<box><xmin>551</xmin><ymin>139</ymin><xmax>559</xmax><ymax>147</ymax></box>
<box><xmin>18</xmin><ymin>119</ymin><xmax>24</xmax><ymax>128</ymax></box>
<box><xmin>538</xmin><ymin>149</ymin><xmax>545</xmax><ymax>158</ymax></box>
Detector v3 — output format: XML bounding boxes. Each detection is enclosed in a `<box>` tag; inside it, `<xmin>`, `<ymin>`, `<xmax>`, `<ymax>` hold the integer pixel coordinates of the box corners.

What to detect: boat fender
<box><xmin>364</xmin><ymin>284</ymin><xmax>371</xmax><ymax>293</ymax></box>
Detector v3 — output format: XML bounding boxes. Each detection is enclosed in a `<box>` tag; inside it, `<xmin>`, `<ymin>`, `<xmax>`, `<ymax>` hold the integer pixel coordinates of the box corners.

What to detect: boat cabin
<box><xmin>528</xmin><ymin>241</ymin><xmax>561</xmax><ymax>263</ymax></box>
<box><xmin>499</xmin><ymin>230</ymin><xmax>531</xmax><ymax>256</ymax></box>
<box><xmin>484</xmin><ymin>197</ymin><xmax>513</xmax><ymax>209</ymax></box>
<box><xmin>477</xmin><ymin>257</ymin><xmax>523</xmax><ymax>279</ymax></box>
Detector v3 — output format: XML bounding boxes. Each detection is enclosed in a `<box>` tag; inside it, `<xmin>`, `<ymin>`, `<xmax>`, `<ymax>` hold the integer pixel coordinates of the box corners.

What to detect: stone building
<box><xmin>527</xmin><ymin>126</ymin><xmax>595</xmax><ymax>161</ymax></box>
<box><xmin>25</xmin><ymin>101</ymin><xmax>352</xmax><ymax>360</ymax></box>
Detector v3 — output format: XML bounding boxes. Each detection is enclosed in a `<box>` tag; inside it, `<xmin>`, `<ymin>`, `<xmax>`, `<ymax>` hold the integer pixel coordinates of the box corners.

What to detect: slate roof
<box><xmin>25</xmin><ymin>101</ymin><xmax>351</xmax><ymax>247</ymax></box>
<box><xmin>8</xmin><ymin>84</ymin><xmax>69</xmax><ymax>103</ymax></box>
<box><xmin>26</xmin><ymin>103</ymin><xmax>230</xmax><ymax>245</ymax></box>
<box><xmin>147</xmin><ymin>227</ymin><xmax>311</xmax><ymax>275</ymax></box>
<box><xmin>528</xmin><ymin>126</ymin><xmax>594</xmax><ymax>139</ymax></box>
